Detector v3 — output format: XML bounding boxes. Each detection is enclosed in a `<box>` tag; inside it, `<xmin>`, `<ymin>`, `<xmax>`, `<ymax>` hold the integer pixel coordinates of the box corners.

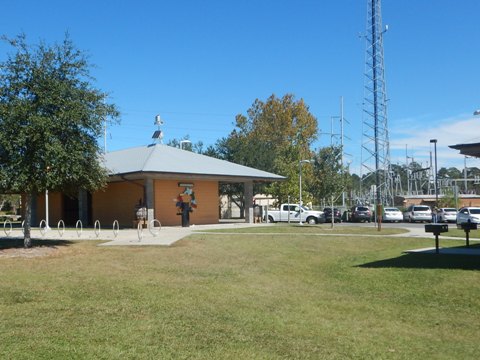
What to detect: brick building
<box><xmin>29</xmin><ymin>144</ymin><xmax>284</xmax><ymax>227</ymax></box>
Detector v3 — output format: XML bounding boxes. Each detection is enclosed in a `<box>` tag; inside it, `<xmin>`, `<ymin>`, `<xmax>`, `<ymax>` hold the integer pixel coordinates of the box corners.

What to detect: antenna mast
<box><xmin>152</xmin><ymin>114</ymin><xmax>164</xmax><ymax>144</ymax></box>
<box><xmin>361</xmin><ymin>0</ymin><xmax>392</xmax><ymax>206</ymax></box>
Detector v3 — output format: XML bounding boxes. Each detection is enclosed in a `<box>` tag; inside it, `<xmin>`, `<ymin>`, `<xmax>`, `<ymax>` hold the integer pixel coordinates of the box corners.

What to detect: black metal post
<box><xmin>181</xmin><ymin>203</ymin><xmax>190</xmax><ymax>227</ymax></box>
<box><xmin>430</xmin><ymin>139</ymin><xmax>438</xmax><ymax>208</ymax></box>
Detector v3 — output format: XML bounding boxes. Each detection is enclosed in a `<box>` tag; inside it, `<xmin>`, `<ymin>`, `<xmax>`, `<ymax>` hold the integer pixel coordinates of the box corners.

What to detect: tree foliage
<box><xmin>0</xmin><ymin>194</ymin><xmax>20</xmax><ymax>213</ymax></box>
<box><xmin>0</xmin><ymin>34</ymin><xmax>119</xmax><ymax>247</ymax></box>
<box><xmin>308</xmin><ymin>145</ymin><xmax>350</xmax><ymax>205</ymax></box>
<box><xmin>216</xmin><ymin>94</ymin><xmax>317</xmax><ymax>206</ymax></box>
<box><xmin>437</xmin><ymin>188</ymin><xmax>458</xmax><ymax>208</ymax></box>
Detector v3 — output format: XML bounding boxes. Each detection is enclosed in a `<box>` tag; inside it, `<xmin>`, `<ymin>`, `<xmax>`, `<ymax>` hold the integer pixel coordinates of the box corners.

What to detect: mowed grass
<box><xmin>200</xmin><ymin>224</ymin><xmax>408</xmax><ymax>235</ymax></box>
<box><xmin>1</xmin><ymin>228</ymin><xmax>480</xmax><ymax>359</ymax></box>
<box><xmin>438</xmin><ymin>226</ymin><xmax>480</xmax><ymax>240</ymax></box>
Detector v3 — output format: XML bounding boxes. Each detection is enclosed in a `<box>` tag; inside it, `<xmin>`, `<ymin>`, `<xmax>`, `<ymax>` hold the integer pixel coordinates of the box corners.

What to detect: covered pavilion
<box><xmin>30</xmin><ymin>144</ymin><xmax>284</xmax><ymax>227</ymax></box>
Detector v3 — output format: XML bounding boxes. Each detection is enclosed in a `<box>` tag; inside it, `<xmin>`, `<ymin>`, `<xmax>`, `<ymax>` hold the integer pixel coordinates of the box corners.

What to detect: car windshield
<box><xmin>443</xmin><ymin>208</ymin><xmax>457</xmax><ymax>213</ymax></box>
<box><xmin>414</xmin><ymin>206</ymin><xmax>430</xmax><ymax>211</ymax></box>
<box><xmin>469</xmin><ymin>209</ymin><xmax>480</xmax><ymax>214</ymax></box>
<box><xmin>357</xmin><ymin>206</ymin><xmax>369</xmax><ymax>211</ymax></box>
<box><xmin>385</xmin><ymin>208</ymin><xmax>399</xmax><ymax>212</ymax></box>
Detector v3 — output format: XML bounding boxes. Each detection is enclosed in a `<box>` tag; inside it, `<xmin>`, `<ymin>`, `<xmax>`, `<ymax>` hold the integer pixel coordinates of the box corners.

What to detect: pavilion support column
<box><xmin>244</xmin><ymin>181</ymin><xmax>254</xmax><ymax>224</ymax></box>
<box><xmin>145</xmin><ymin>178</ymin><xmax>155</xmax><ymax>222</ymax></box>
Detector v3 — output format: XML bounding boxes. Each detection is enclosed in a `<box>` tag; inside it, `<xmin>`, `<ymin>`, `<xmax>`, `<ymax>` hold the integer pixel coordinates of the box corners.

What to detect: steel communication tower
<box><xmin>361</xmin><ymin>0</ymin><xmax>393</xmax><ymax>206</ymax></box>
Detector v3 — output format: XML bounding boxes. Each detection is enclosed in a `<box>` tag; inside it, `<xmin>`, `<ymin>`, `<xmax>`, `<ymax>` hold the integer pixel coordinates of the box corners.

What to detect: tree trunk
<box><xmin>24</xmin><ymin>192</ymin><xmax>33</xmax><ymax>248</ymax></box>
<box><xmin>230</xmin><ymin>196</ymin><xmax>245</xmax><ymax>219</ymax></box>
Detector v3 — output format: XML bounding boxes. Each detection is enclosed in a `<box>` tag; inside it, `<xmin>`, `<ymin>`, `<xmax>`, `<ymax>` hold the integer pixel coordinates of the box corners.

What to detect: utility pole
<box><xmin>340</xmin><ymin>96</ymin><xmax>346</xmax><ymax>208</ymax></box>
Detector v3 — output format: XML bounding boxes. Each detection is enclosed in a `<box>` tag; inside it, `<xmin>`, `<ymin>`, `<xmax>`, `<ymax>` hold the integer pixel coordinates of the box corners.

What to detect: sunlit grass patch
<box><xmin>1</xmin><ymin>234</ymin><xmax>479</xmax><ymax>359</ymax></box>
<box><xmin>198</xmin><ymin>224</ymin><xmax>408</xmax><ymax>235</ymax></box>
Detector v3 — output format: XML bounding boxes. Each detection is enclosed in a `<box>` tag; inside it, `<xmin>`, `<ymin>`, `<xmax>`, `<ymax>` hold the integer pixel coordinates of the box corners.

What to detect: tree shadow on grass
<box><xmin>358</xmin><ymin>244</ymin><xmax>480</xmax><ymax>271</ymax></box>
<box><xmin>0</xmin><ymin>237</ymin><xmax>73</xmax><ymax>250</ymax></box>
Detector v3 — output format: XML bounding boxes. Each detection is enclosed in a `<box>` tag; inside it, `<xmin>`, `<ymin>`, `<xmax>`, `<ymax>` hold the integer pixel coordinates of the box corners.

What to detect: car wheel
<box><xmin>307</xmin><ymin>217</ymin><xmax>317</xmax><ymax>225</ymax></box>
<box><xmin>268</xmin><ymin>216</ymin><xmax>275</xmax><ymax>223</ymax></box>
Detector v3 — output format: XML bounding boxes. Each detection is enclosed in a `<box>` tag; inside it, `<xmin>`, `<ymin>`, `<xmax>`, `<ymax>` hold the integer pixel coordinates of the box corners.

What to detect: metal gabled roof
<box><xmin>103</xmin><ymin>144</ymin><xmax>285</xmax><ymax>182</ymax></box>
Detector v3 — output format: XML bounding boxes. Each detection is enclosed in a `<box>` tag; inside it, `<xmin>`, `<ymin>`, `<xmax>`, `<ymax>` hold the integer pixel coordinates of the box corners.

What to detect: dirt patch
<box><xmin>0</xmin><ymin>246</ymin><xmax>59</xmax><ymax>258</ymax></box>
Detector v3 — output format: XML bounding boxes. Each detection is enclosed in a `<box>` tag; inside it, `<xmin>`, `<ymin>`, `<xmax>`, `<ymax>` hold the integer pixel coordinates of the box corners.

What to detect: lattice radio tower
<box><xmin>361</xmin><ymin>0</ymin><xmax>393</xmax><ymax>206</ymax></box>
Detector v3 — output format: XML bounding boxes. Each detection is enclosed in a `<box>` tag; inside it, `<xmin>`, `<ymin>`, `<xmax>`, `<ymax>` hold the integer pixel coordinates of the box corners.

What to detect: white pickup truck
<box><xmin>266</xmin><ymin>204</ymin><xmax>325</xmax><ymax>224</ymax></box>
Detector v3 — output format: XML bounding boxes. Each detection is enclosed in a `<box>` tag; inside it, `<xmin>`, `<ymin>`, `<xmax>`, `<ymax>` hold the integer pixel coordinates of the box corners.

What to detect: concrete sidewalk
<box><xmin>404</xmin><ymin>246</ymin><xmax>480</xmax><ymax>256</ymax></box>
<box><xmin>4</xmin><ymin>222</ymin><xmax>479</xmax><ymax>247</ymax></box>
<box><xmin>2</xmin><ymin>222</ymin><xmax>273</xmax><ymax>246</ymax></box>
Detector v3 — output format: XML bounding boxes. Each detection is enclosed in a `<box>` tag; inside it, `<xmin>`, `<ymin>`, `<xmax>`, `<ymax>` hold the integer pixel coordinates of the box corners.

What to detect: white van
<box><xmin>403</xmin><ymin>205</ymin><xmax>432</xmax><ymax>223</ymax></box>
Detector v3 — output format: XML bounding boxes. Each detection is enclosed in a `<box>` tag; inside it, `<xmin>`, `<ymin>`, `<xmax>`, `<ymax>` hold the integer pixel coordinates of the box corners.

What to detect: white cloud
<box><xmin>390</xmin><ymin>113</ymin><xmax>480</xmax><ymax>169</ymax></box>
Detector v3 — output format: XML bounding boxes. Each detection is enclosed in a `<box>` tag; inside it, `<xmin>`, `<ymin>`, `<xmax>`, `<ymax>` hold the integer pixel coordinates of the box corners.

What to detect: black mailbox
<box><xmin>457</xmin><ymin>222</ymin><xmax>478</xmax><ymax>231</ymax></box>
<box><xmin>424</xmin><ymin>224</ymin><xmax>449</xmax><ymax>235</ymax></box>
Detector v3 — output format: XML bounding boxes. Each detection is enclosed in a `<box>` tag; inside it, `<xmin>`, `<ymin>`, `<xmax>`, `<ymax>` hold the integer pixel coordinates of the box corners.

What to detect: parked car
<box><xmin>266</xmin><ymin>203</ymin><xmax>325</xmax><ymax>224</ymax></box>
<box><xmin>403</xmin><ymin>205</ymin><xmax>432</xmax><ymax>223</ymax></box>
<box><xmin>350</xmin><ymin>206</ymin><xmax>371</xmax><ymax>222</ymax></box>
<box><xmin>436</xmin><ymin>208</ymin><xmax>457</xmax><ymax>223</ymax></box>
<box><xmin>382</xmin><ymin>207</ymin><xmax>403</xmax><ymax>222</ymax></box>
<box><xmin>323</xmin><ymin>207</ymin><xmax>342</xmax><ymax>223</ymax></box>
<box><xmin>456</xmin><ymin>207</ymin><xmax>480</xmax><ymax>225</ymax></box>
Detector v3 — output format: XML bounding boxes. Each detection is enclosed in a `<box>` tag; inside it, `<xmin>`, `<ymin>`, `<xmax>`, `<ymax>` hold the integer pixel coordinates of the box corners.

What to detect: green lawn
<box><xmin>200</xmin><ymin>224</ymin><xmax>408</xmax><ymax>235</ymax></box>
<box><xmin>439</xmin><ymin>226</ymin><xmax>480</xmax><ymax>240</ymax></box>
<box><xmin>1</xmin><ymin>228</ymin><xmax>480</xmax><ymax>359</ymax></box>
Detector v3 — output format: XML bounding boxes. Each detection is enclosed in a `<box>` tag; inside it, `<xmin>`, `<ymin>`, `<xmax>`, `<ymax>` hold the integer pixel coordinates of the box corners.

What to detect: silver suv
<box><xmin>403</xmin><ymin>205</ymin><xmax>432</xmax><ymax>223</ymax></box>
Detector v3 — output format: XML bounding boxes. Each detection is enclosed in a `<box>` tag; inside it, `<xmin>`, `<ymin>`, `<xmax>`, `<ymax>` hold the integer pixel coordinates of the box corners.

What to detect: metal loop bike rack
<box><xmin>94</xmin><ymin>220</ymin><xmax>101</xmax><ymax>238</ymax></box>
<box><xmin>3</xmin><ymin>219</ymin><xmax>12</xmax><ymax>236</ymax></box>
<box><xmin>39</xmin><ymin>219</ymin><xmax>47</xmax><ymax>237</ymax></box>
<box><xmin>136</xmin><ymin>222</ymin><xmax>143</xmax><ymax>241</ymax></box>
<box><xmin>76</xmin><ymin>220</ymin><xmax>83</xmax><ymax>238</ymax></box>
<box><xmin>113</xmin><ymin>220</ymin><xmax>120</xmax><ymax>238</ymax></box>
<box><xmin>149</xmin><ymin>219</ymin><xmax>161</xmax><ymax>237</ymax></box>
<box><xmin>57</xmin><ymin>220</ymin><xmax>65</xmax><ymax>237</ymax></box>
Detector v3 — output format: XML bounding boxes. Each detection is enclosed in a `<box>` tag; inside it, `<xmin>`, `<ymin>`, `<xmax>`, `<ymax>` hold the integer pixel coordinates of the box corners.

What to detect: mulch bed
<box><xmin>0</xmin><ymin>245</ymin><xmax>59</xmax><ymax>258</ymax></box>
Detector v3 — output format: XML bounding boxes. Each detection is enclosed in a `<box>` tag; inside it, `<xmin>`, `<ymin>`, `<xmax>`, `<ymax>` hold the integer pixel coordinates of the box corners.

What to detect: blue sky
<box><xmin>1</xmin><ymin>0</ymin><xmax>479</xmax><ymax>174</ymax></box>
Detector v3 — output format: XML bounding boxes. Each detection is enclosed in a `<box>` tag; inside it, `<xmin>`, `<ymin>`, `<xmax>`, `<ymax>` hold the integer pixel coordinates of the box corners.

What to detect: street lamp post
<box><xmin>430</xmin><ymin>139</ymin><xmax>438</xmax><ymax>217</ymax></box>
<box><xmin>299</xmin><ymin>159</ymin><xmax>312</xmax><ymax>225</ymax></box>
<box><xmin>464</xmin><ymin>155</ymin><xmax>470</xmax><ymax>193</ymax></box>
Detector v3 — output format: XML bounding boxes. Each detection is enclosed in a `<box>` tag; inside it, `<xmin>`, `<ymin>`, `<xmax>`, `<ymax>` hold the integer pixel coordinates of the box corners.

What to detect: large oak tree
<box><xmin>216</xmin><ymin>94</ymin><xmax>317</xmax><ymax>207</ymax></box>
<box><xmin>0</xmin><ymin>35</ymin><xmax>119</xmax><ymax>247</ymax></box>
